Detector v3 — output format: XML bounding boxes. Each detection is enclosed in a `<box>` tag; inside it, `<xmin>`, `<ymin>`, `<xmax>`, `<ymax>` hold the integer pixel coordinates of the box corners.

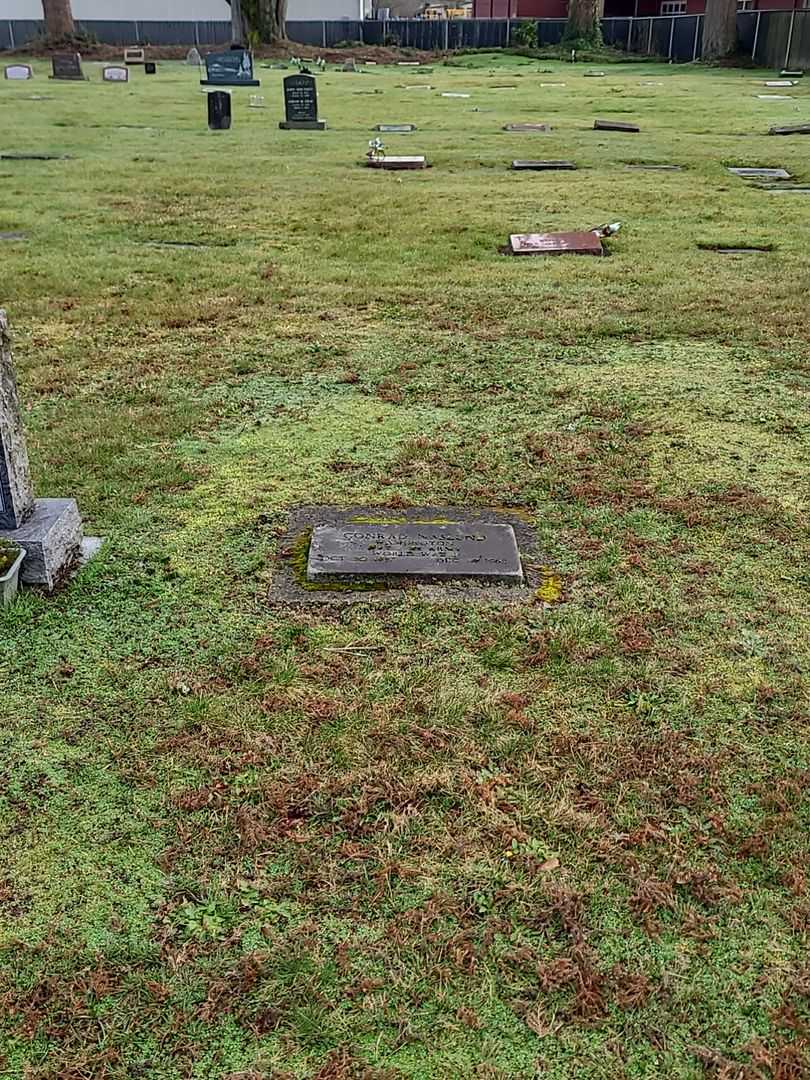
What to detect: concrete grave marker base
<box><xmin>279</xmin><ymin>119</ymin><xmax>326</xmax><ymax>129</ymax></box>
<box><xmin>511</xmin><ymin>159</ymin><xmax>576</xmax><ymax>170</ymax></box>
<box><xmin>508</xmin><ymin>231</ymin><xmax>604</xmax><ymax>256</ymax></box>
<box><xmin>270</xmin><ymin>506</ymin><xmax>543</xmax><ymax>608</ymax></box>
<box><xmin>0</xmin><ymin>498</ymin><xmax>88</xmax><ymax>591</ymax></box>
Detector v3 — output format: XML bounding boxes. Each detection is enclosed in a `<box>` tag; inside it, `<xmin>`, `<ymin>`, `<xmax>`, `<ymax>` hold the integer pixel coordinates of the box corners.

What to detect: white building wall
<box><xmin>287</xmin><ymin>0</ymin><xmax>366</xmax><ymax>17</ymax></box>
<box><xmin>1</xmin><ymin>1</ymin><xmax>230</xmax><ymax>18</ymax></box>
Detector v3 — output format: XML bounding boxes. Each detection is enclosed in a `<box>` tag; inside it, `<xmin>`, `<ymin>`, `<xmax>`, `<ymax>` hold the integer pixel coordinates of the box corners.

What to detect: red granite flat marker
<box><xmin>508</xmin><ymin>231</ymin><xmax>604</xmax><ymax>256</ymax></box>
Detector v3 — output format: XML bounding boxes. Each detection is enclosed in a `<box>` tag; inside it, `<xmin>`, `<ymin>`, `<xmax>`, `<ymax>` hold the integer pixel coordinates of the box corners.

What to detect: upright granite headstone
<box><xmin>279</xmin><ymin>74</ymin><xmax>325</xmax><ymax>130</ymax></box>
<box><xmin>0</xmin><ymin>310</ymin><xmax>89</xmax><ymax>589</ymax></box>
<box><xmin>50</xmin><ymin>53</ymin><xmax>85</xmax><ymax>81</ymax></box>
<box><xmin>144</xmin><ymin>61</ymin><xmax>157</xmax><ymax>75</ymax></box>
<box><xmin>4</xmin><ymin>65</ymin><xmax>33</xmax><ymax>81</ymax></box>
<box><xmin>201</xmin><ymin>50</ymin><xmax>259</xmax><ymax>87</ymax></box>
<box><xmin>207</xmin><ymin>90</ymin><xmax>232</xmax><ymax>130</ymax></box>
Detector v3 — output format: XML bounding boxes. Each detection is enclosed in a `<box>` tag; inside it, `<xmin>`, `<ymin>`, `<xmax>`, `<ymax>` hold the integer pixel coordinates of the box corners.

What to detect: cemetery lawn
<box><xmin>1</xmin><ymin>54</ymin><xmax>809</xmax><ymax>1080</ymax></box>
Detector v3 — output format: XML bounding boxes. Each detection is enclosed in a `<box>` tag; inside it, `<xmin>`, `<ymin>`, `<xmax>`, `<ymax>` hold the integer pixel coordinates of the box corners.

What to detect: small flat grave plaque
<box><xmin>594</xmin><ymin>119</ymin><xmax>639</xmax><ymax>133</ymax></box>
<box><xmin>584</xmin><ymin>71</ymin><xmax>606</xmax><ymax>77</ymax></box>
<box><xmin>625</xmin><ymin>163</ymin><xmax>682</xmax><ymax>170</ymax></box>
<box><xmin>728</xmin><ymin>166</ymin><xmax>791</xmax><ymax>179</ymax></box>
<box><xmin>540</xmin><ymin>82</ymin><xmax>566</xmax><ymax>87</ymax></box>
<box><xmin>781</xmin><ymin>70</ymin><xmax>803</xmax><ymax>78</ymax></box>
<box><xmin>367</xmin><ymin>155</ymin><xmax>427</xmax><ymax>169</ymax></box>
<box><xmin>0</xmin><ymin>151</ymin><xmax>70</xmax><ymax>160</ymax></box>
<box><xmin>441</xmin><ymin>92</ymin><xmax>470</xmax><ymax>98</ymax></box>
<box><xmin>103</xmin><ymin>66</ymin><xmax>129</xmax><ymax>82</ymax></box>
<box><xmin>765</xmin><ymin>80</ymin><xmax>794</xmax><ymax>87</ymax></box>
<box><xmin>511</xmin><ymin>159</ymin><xmax>576</xmax><ymax>170</ymax></box>
<box><xmin>757</xmin><ymin>94</ymin><xmax>792</xmax><ymax>99</ymax></box>
<box><xmin>769</xmin><ymin>123</ymin><xmax>810</xmax><ymax>135</ymax></box>
<box><xmin>374</xmin><ymin>123</ymin><xmax>416</xmax><ymax>132</ymax></box>
<box><xmin>764</xmin><ymin>185</ymin><xmax>810</xmax><ymax>193</ymax></box>
<box><xmin>4</xmin><ymin>65</ymin><xmax>33</xmax><ymax>80</ymax></box>
<box><xmin>509</xmin><ymin>231</ymin><xmax>603</xmax><ymax>256</ymax></box>
<box><xmin>50</xmin><ymin>53</ymin><xmax>85</xmax><ymax>81</ymax></box>
<box><xmin>503</xmin><ymin>123</ymin><xmax>550</xmax><ymax>133</ymax></box>
<box><xmin>280</xmin><ymin>73</ymin><xmax>325</xmax><ymax>129</ymax></box>
<box><xmin>307</xmin><ymin>523</ymin><xmax>523</xmax><ymax>584</ymax></box>
<box><xmin>0</xmin><ymin>232</ymin><xmax>27</xmax><ymax>241</ymax></box>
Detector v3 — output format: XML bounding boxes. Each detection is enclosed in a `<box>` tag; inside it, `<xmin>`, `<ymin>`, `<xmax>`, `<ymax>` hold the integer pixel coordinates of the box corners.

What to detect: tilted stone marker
<box><xmin>279</xmin><ymin>74</ymin><xmax>325</xmax><ymax>130</ymax></box>
<box><xmin>103</xmin><ymin>66</ymin><xmax>129</xmax><ymax>83</ymax></box>
<box><xmin>728</xmin><ymin>167</ymin><xmax>791</xmax><ymax>180</ymax></box>
<box><xmin>508</xmin><ymin>231</ymin><xmax>604</xmax><ymax>256</ymax></box>
<box><xmin>207</xmin><ymin>90</ymin><xmax>232</xmax><ymax>130</ymax></box>
<box><xmin>769</xmin><ymin>123</ymin><xmax>810</xmax><ymax>136</ymax></box>
<box><xmin>511</xmin><ymin>159</ymin><xmax>576</xmax><ymax>171</ymax></box>
<box><xmin>307</xmin><ymin>523</ymin><xmax>523</xmax><ymax>584</ymax></box>
<box><xmin>201</xmin><ymin>49</ymin><xmax>259</xmax><ymax>88</ymax></box>
<box><xmin>0</xmin><ymin>310</ymin><xmax>91</xmax><ymax>589</ymax></box>
<box><xmin>503</xmin><ymin>123</ymin><xmax>551</xmax><ymax>133</ymax></box>
<box><xmin>374</xmin><ymin>124</ymin><xmax>416</xmax><ymax>132</ymax></box>
<box><xmin>50</xmin><ymin>53</ymin><xmax>86</xmax><ymax>81</ymax></box>
<box><xmin>4</xmin><ymin>65</ymin><xmax>33</xmax><ymax>81</ymax></box>
<box><xmin>367</xmin><ymin>155</ymin><xmax>427</xmax><ymax>170</ymax></box>
<box><xmin>594</xmin><ymin>119</ymin><xmax>640</xmax><ymax>133</ymax></box>
<box><xmin>186</xmin><ymin>47</ymin><xmax>202</xmax><ymax>66</ymax></box>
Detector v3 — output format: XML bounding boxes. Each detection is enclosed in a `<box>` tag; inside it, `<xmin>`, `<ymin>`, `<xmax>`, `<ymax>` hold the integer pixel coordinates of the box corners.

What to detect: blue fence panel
<box><xmin>537</xmin><ymin>19</ymin><xmax>566</xmax><ymax>45</ymax></box>
<box><xmin>672</xmin><ymin>15</ymin><xmax>699</xmax><ymax>60</ymax></box>
<box><xmin>285</xmin><ymin>20</ymin><xmax>325</xmax><ymax>46</ymax></box>
<box><xmin>2</xmin><ymin>19</ymin><xmax>43</xmax><ymax>49</ymax></box>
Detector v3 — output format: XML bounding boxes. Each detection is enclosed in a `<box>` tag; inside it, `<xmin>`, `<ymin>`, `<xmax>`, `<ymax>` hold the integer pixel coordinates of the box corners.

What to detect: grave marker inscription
<box><xmin>307</xmin><ymin>523</ymin><xmax>523</xmax><ymax>584</ymax></box>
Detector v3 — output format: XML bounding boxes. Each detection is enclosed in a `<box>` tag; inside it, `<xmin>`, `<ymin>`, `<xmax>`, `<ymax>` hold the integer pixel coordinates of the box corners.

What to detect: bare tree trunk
<box><xmin>563</xmin><ymin>0</ymin><xmax>603</xmax><ymax>46</ymax></box>
<box><xmin>703</xmin><ymin>0</ymin><xmax>737</xmax><ymax>60</ymax></box>
<box><xmin>230</xmin><ymin>0</ymin><xmax>246</xmax><ymax>46</ymax></box>
<box><xmin>41</xmin><ymin>0</ymin><xmax>75</xmax><ymax>39</ymax></box>
<box><xmin>256</xmin><ymin>0</ymin><xmax>287</xmax><ymax>43</ymax></box>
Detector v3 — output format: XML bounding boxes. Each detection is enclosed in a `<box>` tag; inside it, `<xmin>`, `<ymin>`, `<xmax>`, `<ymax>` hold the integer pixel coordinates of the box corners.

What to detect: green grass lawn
<box><xmin>0</xmin><ymin>52</ymin><xmax>808</xmax><ymax>1080</ymax></box>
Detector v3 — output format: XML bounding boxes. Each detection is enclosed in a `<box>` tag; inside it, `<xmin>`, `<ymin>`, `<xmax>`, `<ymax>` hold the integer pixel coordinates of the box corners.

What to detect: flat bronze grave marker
<box><xmin>508</xmin><ymin>231</ymin><xmax>604</xmax><ymax>256</ymax></box>
<box><xmin>374</xmin><ymin>124</ymin><xmax>416</xmax><ymax>132</ymax></box>
<box><xmin>511</xmin><ymin>159</ymin><xmax>576</xmax><ymax>170</ymax></box>
<box><xmin>307</xmin><ymin>523</ymin><xmax>523</xmax><ymax>584</ymax></box>
<box><xmin>594</xmin><ymin>119</ymin><xmax>639</xmax><ymax>133</ymax></box>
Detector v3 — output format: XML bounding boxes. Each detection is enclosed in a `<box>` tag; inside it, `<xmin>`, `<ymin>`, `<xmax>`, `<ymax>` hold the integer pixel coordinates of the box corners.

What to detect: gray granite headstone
<box><xmin>0</xmin><ymin>310</ymin><xmax>92</xmax><ymax>589</ymax></box>
<box><xmin>50</xmin><ymin>53</ymin><xmax>85</xmax><ymax>80</ymax></box>
<box><xmin>307</xmin><ymin>522</ymin><xmax>523</xmax><ymax>583</ymax></box>
<box><xmin>0</xmin><ymin>312</ymin><xmax>34</xmax><ymax>530</ymax></box>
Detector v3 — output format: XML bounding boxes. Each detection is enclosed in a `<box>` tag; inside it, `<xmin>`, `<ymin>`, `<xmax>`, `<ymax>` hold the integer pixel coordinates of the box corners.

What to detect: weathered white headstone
<box><xmin>4</xmin><ymin>65</ymin><xmax>33</xmax><ymax>81</ymax></box>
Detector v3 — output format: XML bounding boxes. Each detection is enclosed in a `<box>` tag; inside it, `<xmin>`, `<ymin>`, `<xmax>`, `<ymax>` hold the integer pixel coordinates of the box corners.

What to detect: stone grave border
<box><xmin>269</xmin><ymin>505</ymin><xmax>543</xmax><ymax>607</ymax></box>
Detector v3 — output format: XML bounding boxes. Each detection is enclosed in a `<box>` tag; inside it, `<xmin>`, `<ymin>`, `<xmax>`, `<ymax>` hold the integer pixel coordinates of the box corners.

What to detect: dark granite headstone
<box><xmin>594</xmin><ymin>119</ymin><xmax>639</xmax><ymax>133</ymax></box>
<box><xmin>279</xmin><ymin>74</ymin><xmax>325</xmax><ymax>130</ymax></box>
<box><xmin>50</xmin><ymin>53</ymin><xmax>85</xmax><ymax>81</ymax></box>
<box><xmin>207</xmin><ymin>91</ymin><xmax>232</xmax><ymax>130</ymax></box>
<box><xmin>201</xmin><ymin>50</ymin><xmax>259</xmax><ymax>87</ymax></box>
<box><xmin>769</xmin><ymin>123</ymin><xmax>810</xmax><ymax>135</ymax></box>
<box><xmin>145</xmin><ymin>61</ymin><xmax>157</xmax><ymax>75</ymax></box>
<box><xmin>307</xmin><ymin>523</ymin><xmax>523</xmax><ymax>584</ymax></box>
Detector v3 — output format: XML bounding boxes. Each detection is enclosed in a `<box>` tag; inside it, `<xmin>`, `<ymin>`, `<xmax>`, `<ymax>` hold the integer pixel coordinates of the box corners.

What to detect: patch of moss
<box><xmin>0</xmin><ymin>540</ymin><xmax>21</xmax><ymax>577</ymax></box>
<box><xmin>287</xmin><ymin>530</ymin><xmax>389</xmax><ymax>592</ymax></box>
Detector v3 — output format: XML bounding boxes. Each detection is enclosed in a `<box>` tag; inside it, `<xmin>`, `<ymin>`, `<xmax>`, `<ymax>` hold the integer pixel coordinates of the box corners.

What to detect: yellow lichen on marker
<box><xmin>535</xmin><ymin>566</ymin><xmax>562</xmax><ymax>603</ymax></box>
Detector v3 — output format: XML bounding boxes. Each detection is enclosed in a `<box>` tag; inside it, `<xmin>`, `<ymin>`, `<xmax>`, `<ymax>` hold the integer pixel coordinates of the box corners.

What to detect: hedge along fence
<box><xmin>1</xmin><ymin>11</ymin><xmax>808</xmax><ymax>67</ymax></box>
